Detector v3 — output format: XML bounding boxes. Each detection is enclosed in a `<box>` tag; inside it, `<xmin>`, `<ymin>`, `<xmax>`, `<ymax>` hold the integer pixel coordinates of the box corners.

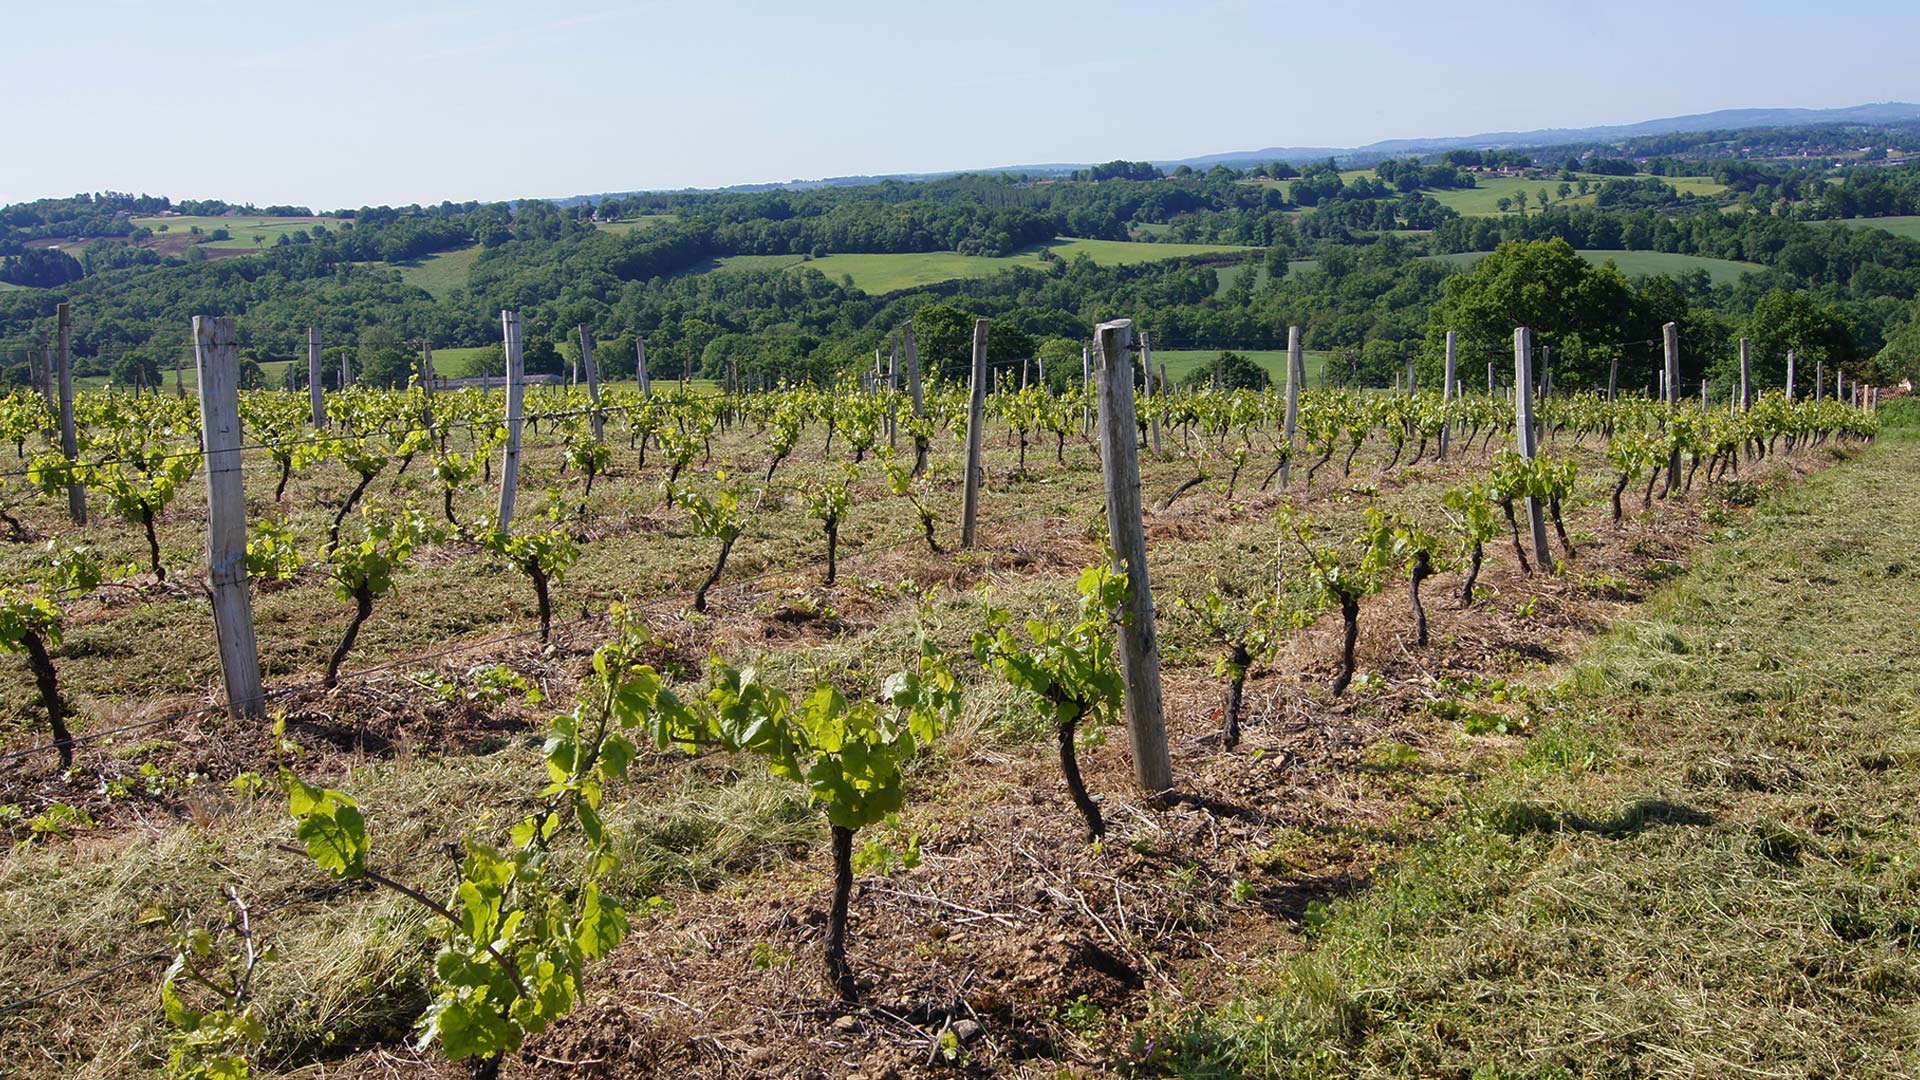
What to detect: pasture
<box><xmin>1148</xmin><ymin>346</ymin><xmax>1328</xmax><ymax>386</ymax></box>
<box><xmin>1427</xmin><ymin>247</ymin><xmax>1765</xmax><ymax>284</ymax></box>
<box><xmin>1832</xmin><ymin>214</ymin><xmax>1920</xmax><ymax>240</ymax></box>
<box><xmin>397</xmin><ymin>244</ymin><xmax>484</xmax><ymax>298</ymax></box>
<box><xmin>129</xmin><ymin>214</ymin><xmax>348</xmax><ymax>251</ymax></box>
<box><xmin>1424</xmin><ymin>173</ymin><xmax>1727</xmax><ymax>216</ymax></box>
<box><xmin>592</xmin><ymin>214</ymin><xmax>679</xmax><ymax>234</ymax></box>
<box><xmin>709</xmin><ymin>236</ymin><xmax>1257</xmax><ymax>294</ymax></box>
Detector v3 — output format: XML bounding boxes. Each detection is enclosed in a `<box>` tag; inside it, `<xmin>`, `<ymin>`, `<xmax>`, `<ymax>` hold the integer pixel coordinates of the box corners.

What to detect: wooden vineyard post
<box><xmin>1093</xmin><ymin>319</ymin><xmax>1174</xmax><ymax>797</ymax></box>
<box><xmin>1439</xmin><ymin>330</ymin><xmax>1456</xmax><ymax>459</ymax></box>
<box><xmin>307</xmin><ymin>327</ymin><xmax>325</xmax><ymax>427</ymax></box>
<box><xmin>887</xmin><ymin>332</ymin><xmax>899</xmax><ymax>450</ymax></box>
<box><xmin>421</xmin><ymin>341</ymin><xmax>436</xmax><ymax>397</ymax></box>
<box><xmin>1142</xmin><ymin>332</ymin><xmax>1162</xmax><ymax>456</ymax></box>
<box><xmin>1662</xmin><ymin>322</ymin><xmax>1682</xmax><ymax>494</ymax></box>
<box><xmin>636</xmin><ymin>336</ymin><xmax>651</xmax><ymax>397</ymax></box>
<box><xmin>960</xmin><ymin>317</ymin><xmax>989</xmax><ymax>548</ymax></box>
<box><xmin>1081</xmin><ymin>345</ymin><xmax>1092</xmax><ymax>435</ymax></box>
<box><xmin>577</xmin><ymin>324</ymin><xmax>604</xmax><ymax>442</ymax></box>
<box><xmin>904</xmin><ymin>322</ymin><xmax>925</xmax><ymax>418</ymax></box>
<box><xmin>1213</xmin><ymin>352</ymin><xmax>1223</xmax><ymax>391</ymax></box>
<box><xmin>1514</xmin><ymin>327</ymin><xmax>1554</xmax><ymax>573</ymax></box>
<box><xmin>194</xmin><ymin>316</ymin><xmax>264</xmax><ymax>721</ymax></box>
<box><xmin>1405</xmin><ymin>356</ymin><xmax>1416</xmax><ymax>397</ymax></box>
<box><xmin>55</xmin><ymin>304</ymin><xmax>85</xmax><ymax>524</ymax></box>
<box><xmin>340</xmin><ymin>347</ymin><xmax>352</xmax><ymax>389</ymax></box>
<box><xmin>1607</xmin><ymin>349</ymin><xmax>1619</xmax><ymax>403</ymax></box>
<box><xmin>1786</xmin><ymin>350</ymin><xmax>1797</xmax><ymax>402</ymax></box>
<box><xmin>1282</xmin><ymin>325</ymin><xmax>1302</xmax><ymax>487</ymax></box>
<box><xmin>497</xmin><ymin>311</ymin><xmax>527</xmax><ymax>534</ymax></box>
<box><xmin>1816</xmin><ymin>360</ymin><xmax>1824</xmax><ymax>400</ymax></box>
<box><xmin>32</xmin><ymin>347</ymin><xmax>53</xmax><ymax>437</ymax></box>
<box><xmin>1487</xmin><ymin>357</ymin><xmax>1495</xmax><ymax>396</ymax></box>
<box><xmin>1739</xmin><ymin>337</ymin><xmax>1752</xmax><ymax>412</ymax></box>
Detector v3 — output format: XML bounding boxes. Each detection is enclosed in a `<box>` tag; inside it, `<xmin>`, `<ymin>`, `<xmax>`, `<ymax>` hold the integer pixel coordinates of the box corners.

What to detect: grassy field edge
<box><xmin>1144</xmin><ymin>430</ymin><xmax>1920</xmax><ymax>1078</ymax></box>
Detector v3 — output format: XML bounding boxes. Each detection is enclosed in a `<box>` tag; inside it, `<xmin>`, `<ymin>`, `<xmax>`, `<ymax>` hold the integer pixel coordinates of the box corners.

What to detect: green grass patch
<box><xmin>72</xmin><ymin>358</ymin><xmax>295</xmax><ymax>392</ymax></box>
<box><xmin>1148</xmin><ymin>433</ymin><xmax>1920</xmax><ymax>1078</ymax></box>
<box><xmin>707</xmin><ymin>236</ymin><xmax>1257</xmax><ymax>294</ymax></box>
<box><xmin>1424</xmin><ymin>173</ymin><xmax>1726</xmax><ymax>216</ymax></box>
<box><xmin>395</xmin><ymin>244</ymin><xmax>483</xmax><ymax>299</ymax></box>
<box><xmin>129</xmin><ymin>214</ymin><xmax>348</xmax><ymax>250</ymax></box>
<box><xmin>1212</xmin><ymin>261</ymin><xmax>1320</xmax><ymax>297</ymax></box>
<box><xmin>1427</xmin><ymin>247</ymin><xmax>1765</xmax><ymax>284</ymax></box>
<box><xmin>1831</xmin><ymin>215</ymin><xmax>1920</xmax><ymax>241</ymax></box>
<box><xmin>1149</xmin><ymin>348</ymin><xmax>1327</xmax><ymax>387</ymax></box>
<box><xmin>593</xmin><ymin>214</ymin><xmax>678</xmax><ymax>235</ymax></box>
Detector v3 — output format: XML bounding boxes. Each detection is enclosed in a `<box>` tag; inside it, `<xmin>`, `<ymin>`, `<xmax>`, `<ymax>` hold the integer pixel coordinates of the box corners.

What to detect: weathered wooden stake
<box><xmin>577</xmin><ymin>324</ymin><xmax>604</xmax><ymax>442</ymax></box>
<box><xmin>193</xmin><ymin>316</ymin><xmax>264</xmax><ymax>721</ymax></box>
<box><xmin>887</xmin><ymin>333</ymin><xmax>899</xmax><ymax>449</ymax></box>
<box><xmin>421</xmin><ymin>341</ymin><xmax>436</xmax><ymax>397</ymax></box>
<box><xmin>1282</xmin><ymin>325</ymin><xmax>1302</xmax><ymax>486</ymax></box>
<box><xmin>497</xmin><ymin>311</ymin><xmax>526</xmax><ymax>533</ymax></box>
<box><xmin>55</xmin><ymin>304</ymin><xmax>84</xmax><ymax>524</ymax></box>
<box><xmin>960</xmin><ymin>318</ymin><xmax>989</xmax><ymax>547</ymax></box>
<box><xmin>1439</xmin><ymin>330</ymin><xmax>1456</xmax><ymax>459</ymax></box>
<box><xmin>1786</xmin><ymin>350</ymin><xmax>1796</xmax><ymax>402</ymax></box>
<box><xmin>1607</xmin><ymin>350</ymin><xmax>1619</xmax><ymax>402</ymax></box>
<box><xmin>1081</xmin><ymin>345</ymin><xmax>1092</xmax><ymax>434</ymax></box>
<box><xmin>1093</xmin><ymin>318</ymin><xmax>1174</xmax><ymax>798</ymax></box>
<box><xmin>1663</xmin><ymin>322</ymin><xmax>1682</xmax><ymax>492</ymax></box>
<box><xmin>307</xmin><ymin>327</ymin><xmax>325</xmax><ymax>427</ymax></box>
<box><xmin>1739</xmin><ymin>337</ymin><xmax>1752</xmax><ymax>411</ymax></box>
<box><xmin>904</xmin><ymin>322</ymin><xmax>925</xmax><ymax>419</ymax></box>
<box><xmin>1142</xmin><ymin>333</ymin><xmax>1161</xmax><ymax>456</ymax></box>
<box><xmin>636</xmin><ymin>336</ymin><xmax>651</xmax><ymax>397</ymax></box>
<box><xmin>1514</xmin><ymin>327</ymin><xmax>1553</xmax><ymax>572</ymax></box>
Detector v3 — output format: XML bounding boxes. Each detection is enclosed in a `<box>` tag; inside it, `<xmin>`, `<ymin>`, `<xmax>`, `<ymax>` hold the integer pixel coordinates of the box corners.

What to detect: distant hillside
<box><xmin>555</xmin><ymin>102</ymin><xmax>1920</xmax><ymax>205</ymax></box>
<box><xmin>1174</xmin><ymin>102</ymin><xmax>1920</xmax><ymax>168</ymax></box>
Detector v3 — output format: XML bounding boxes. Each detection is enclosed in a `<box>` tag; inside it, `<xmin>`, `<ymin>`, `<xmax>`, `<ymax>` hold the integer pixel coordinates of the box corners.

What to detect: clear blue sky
<box><xmin>3</xmin><ymin>0</ymin><xmax>1915</xmax><ymax>209</ymax></box>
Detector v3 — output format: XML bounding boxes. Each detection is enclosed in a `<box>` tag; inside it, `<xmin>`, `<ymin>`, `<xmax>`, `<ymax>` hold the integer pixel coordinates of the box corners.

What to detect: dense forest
<box><xmin>5</xmin><ymin>122</ymin><xmax>1920</xmax><ymax>397</ymax></box>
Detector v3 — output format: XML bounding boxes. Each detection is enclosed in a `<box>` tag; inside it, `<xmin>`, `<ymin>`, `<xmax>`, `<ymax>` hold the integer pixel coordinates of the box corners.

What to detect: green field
<box><xmin>130</xmin><ymin>214</ymin><xmax>348</xmax><ymax>250</ymax></box>
<box><xmin>1425</xmin><ymin>174</ymin><xmax>1727</xmax><ymax>216</ymax></box>
<box><xmin>397</xmin><ymin>245</ymin><xmax>484</xmax><ymax>299</ymax></box>
<box><xmin>72</xmin><ymin>357</ymin><xmax>296</xmax><ymax>392</ymax></box>
<box><xmin>593</xmin><ymin>214</ymin><xmax>678</xmax><ymax>235</ymax></box>
<box><xmin>1149</xmin><ymin>347</ymin><xmax>1327</xmax><ymax>386</ymax></box>
<box><xmin>428</xmin><ymin>345</ymin><xmax>492</xmax><ymax>376</ymax></box>
<box><xmin>1211</xmin><ymin>259</ymin><xmax>1321</xmax><ymax>296</ymax></box>
<box><xmin>710</xmin><ymin>236</ymin><xmax>1256</xmax><ymax>294</ymax></box>
<box><xmin>1426</xmin><ymin>247</ymin><xmax>1764</xmax><ymax>285</ymax></box>
<box><xmin>1831</xmin><ymin>215</ymin><xmax>1920</xmax><ymax>240</ymax></box>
